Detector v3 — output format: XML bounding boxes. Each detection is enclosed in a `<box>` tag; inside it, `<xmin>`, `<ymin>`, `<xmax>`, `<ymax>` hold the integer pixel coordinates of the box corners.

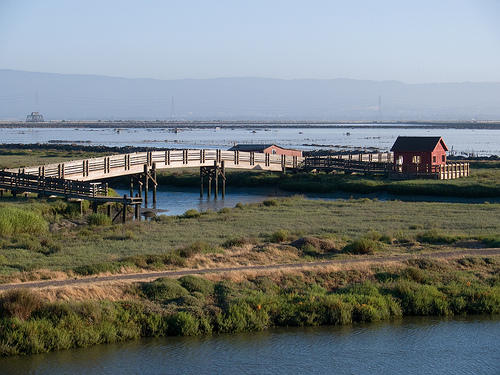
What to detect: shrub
<box><xmin>271</xmin><ymin>229</ymin><xmax>289</xmax><ymax>243</ymax></box>
<box><xmin>402</xmin><ymin>267</ymin><xmax>427</xmax><ymax>283</ymax></box>
<box><xmin>222</xmin><ymin>237</ymin><xmax>248</xmax><ymax>248</ymax></box>
<box><xmin>417</xmin><ymin>228</ymin><xmax>457</xmax><ymax>244</ymax></box>
<box><xmin>343</xmin><ymin>238</ymin><xmax>379</xmax><ymax>255</ymax></box>
<box><xmin>0</xmin><ymin>206</ymin><xmax>48</xmax><ymax>236</ymax></box>
<box><xmin>88</xmin><ymin>213</ymin><xmax>112</xmax><ymax>226</ymax></box>
<box><xmin>141</xmin><ymin>278</ymin><xmax>189</xmax><ymax>302</ymax></box>
<box><xmin>263</xmin><ymin>199</ymin><xmax>278</xmax><ymax>207</ymax></box>
<box><xmin>0</xmin><ymin>289</ymin><xmax>44</xmax><ymax>321</ymax></box>
<box><xmin>179</xmin><ymin>241</ymin><xmax>212</xmax><ymax>258</ymax></box>
<box><xmin>73</xmin><ymin>262</ymin><xmax>122</xmax><ymax>276</ymax></box>
<box><xmin>169</xmin><ymin>311</ymin><xmax>200</xmax><ymax>336</ymax></box>
<box><xmin>182</xmin><ymin>209</ymin><xmax>200</xmax><ymax>218</ymax></box>
<box><xmin>178</xmin><ymin>275</ymin><xmax>215</xmax><ymax>295</ymax></box>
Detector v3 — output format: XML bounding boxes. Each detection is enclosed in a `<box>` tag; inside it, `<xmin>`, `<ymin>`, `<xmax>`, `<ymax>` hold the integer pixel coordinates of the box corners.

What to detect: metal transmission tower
<box><xmin>26</xmin><ymin>91</ymin><xmax>44</xmax><ymax>122</ymax></box>
<box><xmin>171</xmin><ymin>97</ymin><xmax>175</xmax><ymax>118</ymax></box>
<box><xmin>378</xmin><ymin>95</ymin><xmax>383</xmax><ymax>122</ymax></box>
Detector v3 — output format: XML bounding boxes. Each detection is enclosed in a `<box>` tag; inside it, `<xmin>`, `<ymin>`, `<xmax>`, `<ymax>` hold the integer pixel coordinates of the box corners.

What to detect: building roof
<box><xmin>228</xmin><ymin>144</ymin><xmax>280</xmax><ymax>152</ymax></box>
<box><xmin>390</xmin><ymin>136</ymin><xmax>448</xmax><ymax>152</ymax></box>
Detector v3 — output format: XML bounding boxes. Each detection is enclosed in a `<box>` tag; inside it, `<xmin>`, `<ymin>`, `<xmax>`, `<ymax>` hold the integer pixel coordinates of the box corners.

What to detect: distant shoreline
<box><xmin>1</xmin><ymin>120</ymin><xmax>500</xmax><ymax>129</ymax></box>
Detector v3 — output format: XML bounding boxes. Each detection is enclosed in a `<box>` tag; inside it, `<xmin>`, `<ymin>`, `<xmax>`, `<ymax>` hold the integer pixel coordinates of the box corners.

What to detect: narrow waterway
<box><xmin>1</xmin><ymin>315</ymin><xmax>498</xmax><ymax>375</ymax></box>
<box><xmin>113</xmin><ymin>186</ymin><xmax>500</xmax><ymax>217</ymax></box>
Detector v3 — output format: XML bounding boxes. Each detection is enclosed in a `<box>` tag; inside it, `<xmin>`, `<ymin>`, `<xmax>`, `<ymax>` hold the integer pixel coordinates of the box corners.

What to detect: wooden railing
<box><xmin>303</xmin><ymin>156</ymin><xmax>389</xmax><ymax>175</ymax></box>
<box><xmin>304</xmin><ymin>153</ymin><xmax>469</xmax><ymax>180</ymax></box>
<box><xmin>0</xmin><ymin>170</ymin><xmax>108</xmax><ymax>198</ymax></box>
<box><xmin>389</xmin><ymin>163</ymin><xmax>470</xmax><ymax>180</ymax></box>
<box><xmin>13</xmin><ymin>149</ymin><xmax>304</xmax><ymax>181</ymax></box>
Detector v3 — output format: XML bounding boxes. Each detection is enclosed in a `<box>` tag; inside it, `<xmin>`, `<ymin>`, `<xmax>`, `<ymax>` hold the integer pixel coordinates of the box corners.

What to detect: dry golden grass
<box><xmin>37</xmin><ymin>282</ymin><xmax>136</xmax><ymax>302</ymax></box>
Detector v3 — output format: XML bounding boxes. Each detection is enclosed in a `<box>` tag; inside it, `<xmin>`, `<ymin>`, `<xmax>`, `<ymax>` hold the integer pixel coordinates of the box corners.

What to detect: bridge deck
<box><xmin>11</xmin><ymin>149</ymin><xmax>304</xmax><ymax>181</ymax></box>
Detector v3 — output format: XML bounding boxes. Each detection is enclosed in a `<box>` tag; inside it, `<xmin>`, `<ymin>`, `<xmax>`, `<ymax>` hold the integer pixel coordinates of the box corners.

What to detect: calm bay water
<box><xmin>0</xmin><ymin>315</ymin><xmax>498</xmax><ymax>375</ymax></box>
<box><xmin>1</xmin><ymin>125</ymin><xmax>500</xmax><ymax>156</ymax></box>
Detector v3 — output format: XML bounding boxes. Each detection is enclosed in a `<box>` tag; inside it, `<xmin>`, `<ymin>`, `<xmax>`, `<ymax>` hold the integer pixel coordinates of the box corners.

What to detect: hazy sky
<box><xmin>1</xmin><ymin>0</ymin><xmax>499</xmax><ymax>83</ymax></box>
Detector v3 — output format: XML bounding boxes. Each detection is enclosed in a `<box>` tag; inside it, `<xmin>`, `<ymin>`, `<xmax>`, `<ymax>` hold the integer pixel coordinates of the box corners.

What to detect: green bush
<box><xmin>88</xmin><ymin>213</ymin><xmax>112</xmax><ymax>226</ymax></box>
<box><xmin>417</xmin><ymin>228</ymin><xmax>458</xmax><ymax>244</ymax></box>
<box><xmin>141</xmin><ymin>277</ymin><xmax>189</xmax><ymax>302</ymax></box>
<box><xmin>178</xmin><ymin>275</ymin><xmax>215</xmax><ymax>295</ymax></box>
<box><xmin>169</xmin><ymin>311</ymin><xmax>200</xmax><ymax>335</ymax></box>
<box><xmin>271</xmin><ymin>229</ymin><xmax>289</xmax><ymax>243</ymax></box>
<box><xmin>0</xmin><ymin>206</ymin><xmax>48</xmax><ymax>236</ymax></box>
<box><xmin>343</xmin><ymin>237</ymin><xmax>379</xmax><ymax>255</ymax></box>
<box><xmin>73</xmin><ymin>262</ymin><xmax>122</xmax><ymax>276</ymax></box>
<box><xmin>179</xmin><ymin>241</ymin><xmax>212</xmax><ymax>258</ymax></box>
<box><xmin>182</xmin><ymin>209</ymin><xmax>201</xmax><ymax>218</ymax></box>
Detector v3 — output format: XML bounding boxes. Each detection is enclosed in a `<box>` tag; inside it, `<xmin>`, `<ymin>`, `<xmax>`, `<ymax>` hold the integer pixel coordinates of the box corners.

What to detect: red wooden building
<box><xmin>391</xmin><ymin>136</ymin><xmax>448</xmax><ymax>168</ymax></box>
<box><xmin>229</xmin><ymin>144</ymin><xmax>303</xmax><ymax>157</ymax></box>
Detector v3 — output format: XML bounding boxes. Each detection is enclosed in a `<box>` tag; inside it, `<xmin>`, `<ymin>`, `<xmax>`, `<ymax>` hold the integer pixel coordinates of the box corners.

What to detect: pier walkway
<box><xmin>11</xmin><ymin>149</ymin><xmax>302</xmax><ymax>181</ymax></box>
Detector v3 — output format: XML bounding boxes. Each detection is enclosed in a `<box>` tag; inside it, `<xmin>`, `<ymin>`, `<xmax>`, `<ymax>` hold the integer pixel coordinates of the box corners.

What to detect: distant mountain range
<box><xmin>1</xmin><ymin>69</ymin><xmax>499</xmax><ymax>121</ymax></box>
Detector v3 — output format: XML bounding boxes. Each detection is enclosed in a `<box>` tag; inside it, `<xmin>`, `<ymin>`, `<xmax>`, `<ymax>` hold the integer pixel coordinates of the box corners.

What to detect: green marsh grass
<box><xmin>1</xmin><ymin>197</ymin><xmax>500</xmax><ymax>276</ymax></box>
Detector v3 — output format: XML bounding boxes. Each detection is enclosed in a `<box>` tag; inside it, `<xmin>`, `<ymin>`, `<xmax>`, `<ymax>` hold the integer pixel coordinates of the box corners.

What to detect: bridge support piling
<box><xmin>152</xmin><ymin>163</ymin><xmax>157</xmax><ymax>205</ymax></box>
<box><xmin>144</xmin><ymin>165</ymin><xmax>149</xmax><ymax>206</ymax></box>
<box><xmin>222</xmin><ymin>161</ymin><xmax>226</xmax><ymax>198</ymax></box>
<box><xmin>200</xmin><ymin>161</ymin><xmax>226</xmax><ymax>199</ymax></box>
<box><xmin>135</xmin><ymin>194</ymin><xmax>140</xmax><ymax>221</ymax></box>
<box><xmin>214</xmin><ymin>161</ymin><xmax>218</xmax><ymax>199</ymax></box>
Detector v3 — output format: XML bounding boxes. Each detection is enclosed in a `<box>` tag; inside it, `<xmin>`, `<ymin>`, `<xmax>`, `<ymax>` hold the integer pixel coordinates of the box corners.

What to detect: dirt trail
<box><xmin>1</xmin><ymin>248</ymin><xmax>499</xmax><ymax>291</ymax></box>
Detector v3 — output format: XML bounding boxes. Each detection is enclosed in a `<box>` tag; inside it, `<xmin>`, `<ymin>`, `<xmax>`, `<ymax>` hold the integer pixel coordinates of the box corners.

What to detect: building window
<box><xmin>412</xmin><ymin>155</ymin><xmax>421</xmax><ymax>164</ymax></box>
<box><xmin>442</xmin><ymin>155</ymin><xmax>445</xmax><ymax>163</ymax></box>
<box><xmin>272</xmin><ymin>149</ymin><xmax>276</xmax><ymax>155</ymax></box>
<box><xmin>433</xmin><ymin>156</ymin><xmax>437</xmax><ymax>163</ymax></box>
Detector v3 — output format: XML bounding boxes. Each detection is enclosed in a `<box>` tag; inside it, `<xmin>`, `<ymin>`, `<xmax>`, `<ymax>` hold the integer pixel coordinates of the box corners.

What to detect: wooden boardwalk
<box><xmin>12</xmin><ymin>149</ymin><xmax>303</xmax><ymax>182</ymax></box>
<box><xmin>303</xmin><ymin>152</ymin><xmax>469</xmax><ymax>180</ymax></box>
<box><xmin>0</xmin><ymin>170</ymin><xmax>141</xmax><ymax>205</ymax></box>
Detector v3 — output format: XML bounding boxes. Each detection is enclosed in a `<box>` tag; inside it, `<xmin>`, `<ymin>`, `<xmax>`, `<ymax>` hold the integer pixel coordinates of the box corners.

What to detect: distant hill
<box><xmin>1</xmin><ymin>69</ymin><xmax>499</xmax><ymax>121</ymax></box>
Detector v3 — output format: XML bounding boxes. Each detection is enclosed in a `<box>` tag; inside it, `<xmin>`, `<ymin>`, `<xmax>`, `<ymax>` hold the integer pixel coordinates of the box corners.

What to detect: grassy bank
<box><xmin>0</xmin><ymin>196</ymin><xmax>500</xmax><ymax>280</ymax></box>
<box><xmin>0</xmin><ymin>255</ymin><xmax>498</xmax><ymax>355</ymax></box>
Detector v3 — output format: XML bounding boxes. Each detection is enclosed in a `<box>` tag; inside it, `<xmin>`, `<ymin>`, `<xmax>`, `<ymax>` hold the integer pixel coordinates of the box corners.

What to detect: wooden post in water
<box><xmin>152</xmin><ymin>163</ymin><xmax>157</xmax><ymax>205</ymax></box>
<box><xmin>207</xmin><ymin>174</ymin><xmax>212</xmax><ymax>197</ymax></box>
<box><xmin>221</xmin><ymin>160</ymin><xmax>225</xmax><ymax>198</ymax></box>
<box><xmin>130</xmin><ymin>177</ymin><xmax>134</xmax><ymax>197</ymax></box>
<box><xmin>214</xmin><ymin>161</ymin><xmax>218</xmax><ymax>199</ymax></box>
<box><xmin>200</xmin><ymin>173</ymin><xmax>204</xmax><ymax>198</ymax></box>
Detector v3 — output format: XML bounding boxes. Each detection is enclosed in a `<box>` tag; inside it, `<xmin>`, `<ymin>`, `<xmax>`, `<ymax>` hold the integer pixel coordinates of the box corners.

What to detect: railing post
<box><xmin>144</xmin><ymin>164</ymin><xmax>149</xmax><ymax>205</ymax></box>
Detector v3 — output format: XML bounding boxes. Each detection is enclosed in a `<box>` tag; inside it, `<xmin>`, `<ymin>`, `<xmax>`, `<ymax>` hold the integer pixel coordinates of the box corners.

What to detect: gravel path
<box><xmin>1</xmin><ymin>248</ymin><xmax>499</xmax><ymax>291</ymax></box>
